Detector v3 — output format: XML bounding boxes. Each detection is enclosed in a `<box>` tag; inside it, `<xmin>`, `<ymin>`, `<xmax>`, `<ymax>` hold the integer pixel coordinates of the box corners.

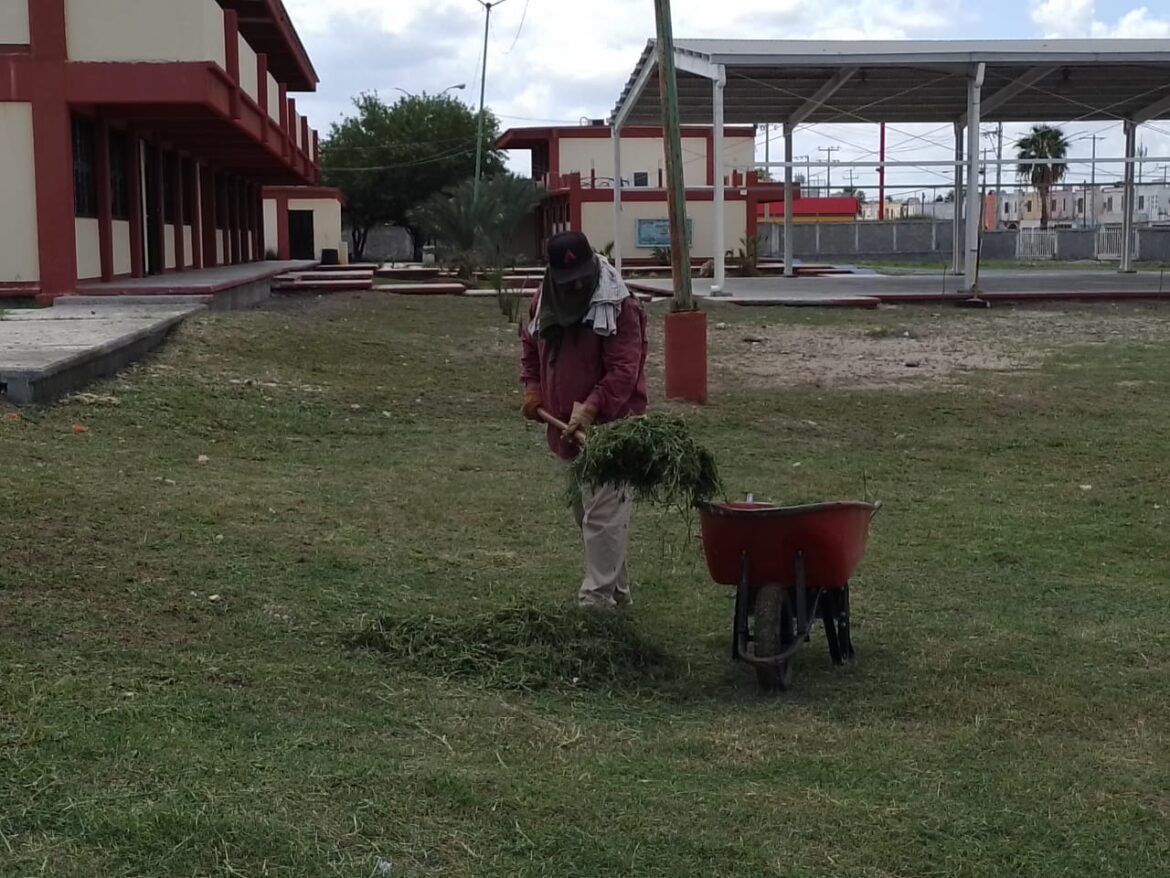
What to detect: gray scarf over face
<box><xmin>536</xmin><ymin>256</ymin><xmax>601</xmax><ymax>344</ymax></box>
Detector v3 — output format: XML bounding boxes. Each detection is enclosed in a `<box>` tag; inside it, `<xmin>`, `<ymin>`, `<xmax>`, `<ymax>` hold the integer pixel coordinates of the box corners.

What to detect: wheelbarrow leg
<box><xmin>822</xmin><ymin>589</ymin><xmax>844</xmax><ymax>666</ymax></box>
<box><xmin>733</xmin><ymin>552</ymin><xmax>751</xmax><ymax>662</ymax></box>
<box><xmin>839</xmin><ymin>583</ymin><xmax>855</xmax><ymax>661</ymax></box>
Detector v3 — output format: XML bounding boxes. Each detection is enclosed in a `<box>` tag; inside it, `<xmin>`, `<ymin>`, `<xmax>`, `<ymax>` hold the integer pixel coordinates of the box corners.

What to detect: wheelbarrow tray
<box><xmin>699</xmin><ymin>501</ymin><xmax>880</xmax><ymax>590</ymax></box>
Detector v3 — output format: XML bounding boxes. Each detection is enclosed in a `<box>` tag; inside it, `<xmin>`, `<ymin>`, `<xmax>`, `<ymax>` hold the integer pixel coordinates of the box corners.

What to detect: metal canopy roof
<box><xmin>612</xmin><ymin>39</ymin><xmax>1170</xmax><ymax>127</ymax></box>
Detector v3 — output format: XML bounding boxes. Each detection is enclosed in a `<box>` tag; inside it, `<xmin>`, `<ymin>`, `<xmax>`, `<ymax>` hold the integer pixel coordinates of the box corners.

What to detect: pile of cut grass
<box><xmin>569</xmin><ymin>414</ymin><xmax>723</xmax><ymax>511</ymax></box>
<box><xmin>351</xmin><ymin>605</ymin><xmax>670</xmax><ymax>691</ymax></box>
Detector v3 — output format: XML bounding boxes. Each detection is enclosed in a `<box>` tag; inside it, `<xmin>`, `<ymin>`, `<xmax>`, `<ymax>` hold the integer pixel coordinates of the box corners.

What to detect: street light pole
<box><xmin>473</xmin><ymin>0</ymin><xmax>509</xmax><ymax>204</ymax></box>
<box><xmin>394</xmin><ymin>83</ymin><xmax>467</xmax><ymax>100</ymax></box>
<box><xmin>819</xmin><ymin>146</ymin><xmax>839</xmax><ymax>194</ymax></box>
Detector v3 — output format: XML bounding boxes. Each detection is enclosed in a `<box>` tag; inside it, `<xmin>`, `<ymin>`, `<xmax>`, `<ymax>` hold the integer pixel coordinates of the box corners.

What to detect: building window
<box><xmin>1107</xmin><ymin>197</ymin><xmax>1114</xmax><ymax>212</ymax></box>
<box><xmin>1004</xmin><ymin>203</ymin><xmax>1010</xmax><ymax>216</ymax></box>
<box><xmin>72</xmin><ymin>115</ymin><xmax>98</xmax><ymax>218</ymax></box>
<box><xmin>633</xmin><ymin>171</ymin><xmax>649</xmax><ymax>188</ymax></box>
<box><xmin>1138</xmin><ymin>195</ymin><xmax>1146</xmax><ymax>210</ymax></box>
<box><xmin>1051</xmin><ymin>198</ymin><xmax>1057</xmax><ymax>212</ymax></box>
<box><xmin>1025</xmin><ymin>200</ymin><xmax>1033</xmax><ymax>213</ymax></box>
<box><xmin>1077</xmin><ymin>198</ymin><xmax>1084</xmax><ymax>213</ymax></box>
<box><xmin>109</xmin><ymin>131</ymin><xmax>131</xmax><ymax>221</ymax></box>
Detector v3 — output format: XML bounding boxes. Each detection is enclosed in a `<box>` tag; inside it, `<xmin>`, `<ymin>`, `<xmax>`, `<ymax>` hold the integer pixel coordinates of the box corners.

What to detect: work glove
<box><xmin>563</xmin><ymin>402</ymin><xmax>598</xmax><ymax>441</ymax></box>
<box><xmin>522</xmin><ymin>387</ymin><xmax>543</xmax><ymax>421</ymax></box>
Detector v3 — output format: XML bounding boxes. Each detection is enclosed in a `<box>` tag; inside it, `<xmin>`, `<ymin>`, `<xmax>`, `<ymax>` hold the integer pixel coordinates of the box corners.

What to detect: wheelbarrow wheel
<box><xmin>753</xmin><ymin>585</ymin><xmax>795</xmax><ymax>691</ymax></box>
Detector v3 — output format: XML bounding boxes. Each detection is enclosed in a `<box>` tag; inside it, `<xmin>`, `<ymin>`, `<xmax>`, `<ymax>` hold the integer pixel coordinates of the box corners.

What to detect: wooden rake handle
<box><xmin>537</xmin><ymin>407</ymin><xmax>588</xmax><ymax>445</ymax></box>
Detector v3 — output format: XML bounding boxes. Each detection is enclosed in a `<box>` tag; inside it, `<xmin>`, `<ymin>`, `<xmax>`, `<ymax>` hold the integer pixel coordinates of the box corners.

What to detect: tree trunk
<box><xmin>1039</xmin><ymin>185</ymin><xmax>1050</xmax><ymax>230</ymax></box>
<box><xmin>408</xmin><ymin>225</ymin><xmax>423</xmax><ymax>263</ymax></box>
<box><xmin>351</xmin><ymin>226</ymin><xmax>369</xmax><ymax>260</ymax></box>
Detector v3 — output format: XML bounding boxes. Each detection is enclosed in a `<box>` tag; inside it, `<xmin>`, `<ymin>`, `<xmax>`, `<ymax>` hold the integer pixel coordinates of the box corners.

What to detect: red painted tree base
<box><xmin>663</xmin><ymin>308</ymin><xmax>708</xmax><ymax>404</ymax></box>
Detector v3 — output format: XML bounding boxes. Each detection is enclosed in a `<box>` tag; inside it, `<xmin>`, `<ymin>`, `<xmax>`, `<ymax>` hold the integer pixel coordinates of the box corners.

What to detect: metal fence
<box><xmin>762</xmin><ymin>222</ymin><xmax>1170</xmax><ymax>263</ymax></box>
<box><xmin>1017</xmin><ymin>230</ymin><xmax>1057</xmax><ymax>260</ymax></box>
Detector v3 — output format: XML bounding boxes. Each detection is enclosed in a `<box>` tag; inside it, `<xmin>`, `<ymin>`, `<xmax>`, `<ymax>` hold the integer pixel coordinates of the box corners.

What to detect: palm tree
<box><xmin>409</xmin><ymin>173</ymin><xmax>541</xmax><ymax>279</ymax></box>
<box><xmin>1016</xmin><ymin>125</ymin><xmax>1070</xmax><ymax>230</ymax></box>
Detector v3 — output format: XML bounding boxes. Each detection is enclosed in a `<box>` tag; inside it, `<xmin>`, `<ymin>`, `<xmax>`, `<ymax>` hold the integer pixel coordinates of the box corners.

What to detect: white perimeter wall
<box><xmin>183</xmin><ymin>226</ymin><xmax>194</xmax><ymax>268</ymax></box>
<box><xmin>0</xmin><ymin>0</ymin><xmax>30</xmax><ymax>44</ymax></box>
<box><xmin>288</xmin><ymin>198</ymin><xmax>342</xmax><ymax>259</ymax></box>
<box><xmin>164</xmin><ymin>224</ymin><xmax>176</xmax><ymax>270</ymax></box>
<box><xmin>263</xmin><ymin>199</ymin><xmax>279</xmax><ymax>254</ymax></box>
<box><xmin>75</xmin><ymin>218</ymin><xmax>101</xmax><ymax>280</ymax></box>
<box><xmin>66</xmin><ymin>0</ymin><xmax>227</xmax><ymax>67</ymax></box>
<box><xmin>113</xmin><ymin>220</ymin><xmax>132</xmax><ymax>276</ymax></box>
<box><xmin>0</xmin><ymin>102</ymin><xmax>39</xmax><ymax>283</ymax></box>
<box><xmin>582</xmin><ymin>199</ymin><xmax>748</xmax><ymax>261</ymax></box>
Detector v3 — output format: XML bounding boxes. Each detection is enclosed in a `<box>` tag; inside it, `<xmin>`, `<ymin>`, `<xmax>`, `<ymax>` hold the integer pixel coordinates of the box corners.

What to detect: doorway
<box><xmin>288</xmin><ymin>210</ymin><xmax>315</xmax><ymax>260</ymax></box>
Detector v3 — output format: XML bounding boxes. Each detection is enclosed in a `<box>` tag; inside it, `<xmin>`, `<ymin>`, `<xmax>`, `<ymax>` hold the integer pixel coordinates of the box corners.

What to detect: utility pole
<box><xmin>763</xmin><ymin>124</ymin><xmax>770</xmax><ymax>221</ymax></box>
<box><xmin>652</xmin><ymin>0</ymin><xmax>693</xmax><ymax>311</ymax></box>
<box><xmin>878</xmin><ymin>122</ymin><xmax>887</xmax><ymax>220</ymax></box>
<box><xmin>995</xmin><ymin>122</ymin><xmax>1003</xmax><ymax>197</ymax></box>
<box><xmin>1088</xmin><ymin>134</ymin><xmax>1104</xmax><ymax>229</ymax></box>
<box><xmin>794</xmin><ymin>155</ymin><xmax>811</xmax><ymax>193</ymax></box>
<box><xmin>472</xmin><ymin>0</ymin><xmax>510</xmax><ymax>204</ymax></box>
<box><xmin>819</xmin><ymin>146</ymin><xmax>839</xmax><ymax>195</ymax></box>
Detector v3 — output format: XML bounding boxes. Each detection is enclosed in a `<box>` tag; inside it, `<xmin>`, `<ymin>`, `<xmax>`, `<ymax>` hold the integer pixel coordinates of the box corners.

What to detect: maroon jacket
<box><xmin>521</xmin><ymin>296</ymin><xmax>648</xmax><ymax>460</ymax></box>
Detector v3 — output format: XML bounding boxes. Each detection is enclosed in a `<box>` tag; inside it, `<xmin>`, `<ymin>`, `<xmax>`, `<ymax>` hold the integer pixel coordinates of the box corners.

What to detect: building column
<box><xmin>964</xmin><ymin>63</ymin><xmax>985</xmax><ymax>293</ymax></box>
<box><xmin>173</xmin><ymin>154</ymin><xmax>186</xmax><ymax>271</ymax></box>
<box><xmin>152</xmin><ymin>145</ymin><xmax>165</xmax><ymax>273</ymax></box>
<box><xmin>783</xmin><ymin>123</ymin><xmax>795</xmax><ymax>278</ymax></box>
<box><xmin>201</xmin><ymin>166</ymin><xmax>217</xmax><ymax>267</ymax></box>
<box><xmin>96</xmin><ymin>117</ymin><xmax>115</xmax><ymax>282</ymax></box>
<box><xmin>1121</xmin><ymin>120</ymin><xmax>1137</xmax><ymax>273</ymax></box>
<box><xmin>191</xmin><ymin>162</ymin><xmax>204</xmax><ymax>270</ymax></box>
<box><xmin>612</xmin><ymin>127</ymin><xmax>622</xmax><ymax>271</ymax></box>
<box><xmin>128</xmin><ymin>134</ymin><xmax>144</xmax><ymax>277</ymax></box>
<box><xmin>952</xmin><ymin>121</ymin><xmax>964</xmax><ymax>276</ymax></box>
<box><xmin>253</xmin><ymin>186</ymin><xmax>264</xmax><ymax>260</ymax></box>
<box><xmin>234</xmin><ymin>178</ymin><xmax>245</xmax><ymax>262</ymax></box>
<box><xmin>30</xmin><ymin>102</ymin><xmax>77</xmax><ymax>300</ymax></box>
<box><xmin>712</xmin><ymin>67</ymin><xmax>726</xmax><ymax>294</ymax></box>
<box><xmin>276</xmin><ymin>195</ymin><xmax>290</xmax><ymax>259</ymax></box>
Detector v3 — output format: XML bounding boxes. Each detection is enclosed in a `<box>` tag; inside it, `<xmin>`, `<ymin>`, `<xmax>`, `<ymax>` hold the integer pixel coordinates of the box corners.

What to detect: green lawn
<box><xmin>2</xmin><ymin>295</ymin><xmax>1169</xmax><ymax>877</ymax></box>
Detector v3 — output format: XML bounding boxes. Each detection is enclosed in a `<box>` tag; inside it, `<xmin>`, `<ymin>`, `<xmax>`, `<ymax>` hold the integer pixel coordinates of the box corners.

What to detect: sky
<box><xmin>283</xmin><ymin>0</ymin><xmax>1170</xmax><ymax>200</ymax></box>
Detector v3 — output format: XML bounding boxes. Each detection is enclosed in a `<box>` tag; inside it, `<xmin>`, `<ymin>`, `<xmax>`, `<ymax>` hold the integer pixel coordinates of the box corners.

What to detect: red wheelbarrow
<box><xmin>699</xmin><ymin>498</ymin><xmax>881</xmax><ymax>691</ymax></box>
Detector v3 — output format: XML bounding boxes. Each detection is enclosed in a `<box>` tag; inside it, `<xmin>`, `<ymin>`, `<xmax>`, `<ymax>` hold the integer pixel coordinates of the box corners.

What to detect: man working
<box><xmin>520</xmin><ymin>231</ymin><xmax>648</xmax><ymax>609</ymax></box>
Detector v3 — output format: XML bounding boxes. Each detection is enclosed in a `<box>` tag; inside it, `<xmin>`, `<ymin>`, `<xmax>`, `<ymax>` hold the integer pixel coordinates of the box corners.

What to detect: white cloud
<box><xmin>1091</xmin><ymin>7</ymin><xmax>1170</xmax><ymax>37</ymax></box>
<box><xmin>1031</xmin><ymin>1</ymin><xmax>1170</xmax><ymax>38</ymax></box>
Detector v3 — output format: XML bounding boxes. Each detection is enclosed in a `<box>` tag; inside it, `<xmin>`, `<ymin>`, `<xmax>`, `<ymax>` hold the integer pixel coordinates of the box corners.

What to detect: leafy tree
<box><xmin>1016</xmin><ymin>124</ymin><xmax>1070</xmax><ymax>230</ymax></box>
<box><xmin>320</xmin><ymin>92</ymin><xmax>505</xmax><ymax>259</ymax></box>
<box><xmin>839</xmin><ymin>186</ymin><xmax>868</xmax><ymax>204</ymax></box>
<box><xmin>409</xmin><ymin>173</ymin><xmax>541</xmax><ymax>279</ymax></box>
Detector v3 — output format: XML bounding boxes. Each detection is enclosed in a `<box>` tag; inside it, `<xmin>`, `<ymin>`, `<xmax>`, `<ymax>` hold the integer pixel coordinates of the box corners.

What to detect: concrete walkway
<box><xmin>79</xmin><ymin>261</ymin><xmax>316</xmax><ymax>309</ymax></box>
<box><xmin>630</xmin><ymin>268</ymin><xmax>1170</xmax><ymax>307</ymax></box>
<box><xmin>0</xmin><ymin>300</ymin><xmax>202</xmax><ymax>405</ymax></box>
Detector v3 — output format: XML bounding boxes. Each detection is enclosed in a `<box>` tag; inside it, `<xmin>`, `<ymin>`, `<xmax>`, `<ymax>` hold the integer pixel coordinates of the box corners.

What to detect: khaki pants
<box><xmin>568</xmin><ymin>474</ymin><xmax>634</xmax><ymax>609</ymax></box>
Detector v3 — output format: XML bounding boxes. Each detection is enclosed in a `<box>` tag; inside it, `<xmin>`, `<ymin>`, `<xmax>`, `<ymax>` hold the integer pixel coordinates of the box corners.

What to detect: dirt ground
<box><xmin>254</xmin><ymin>292</ymin><xmax>1170</xmax><ymax>393</ymax></box>
<box><xmin>690</xmin><ymin>305</ymin><xmax>1170</xmax><ymax>390</ymax></box>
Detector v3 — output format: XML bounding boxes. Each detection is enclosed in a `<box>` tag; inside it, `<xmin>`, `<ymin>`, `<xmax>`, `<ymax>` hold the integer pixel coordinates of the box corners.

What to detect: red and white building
<box><xmin>499</xmin><ymin>123</ymin><xmax>759</xmax><ymax>262</ymax></box>
<box><xmin>498</xmin><ymin>123</ymin><xmax>860</xmax><ymax>264</ymax></box>
<box><xmin>0</xmin><ymin>0</ymin><xmax>338</xmax><ymax>303</ymax></box>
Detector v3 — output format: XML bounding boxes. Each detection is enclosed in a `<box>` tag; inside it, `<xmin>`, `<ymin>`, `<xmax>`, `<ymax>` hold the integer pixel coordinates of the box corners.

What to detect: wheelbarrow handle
<box><xmin>537</xmin><ymin>408</ymin><xmax>588</xmax><ymax>445</ymax></box>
